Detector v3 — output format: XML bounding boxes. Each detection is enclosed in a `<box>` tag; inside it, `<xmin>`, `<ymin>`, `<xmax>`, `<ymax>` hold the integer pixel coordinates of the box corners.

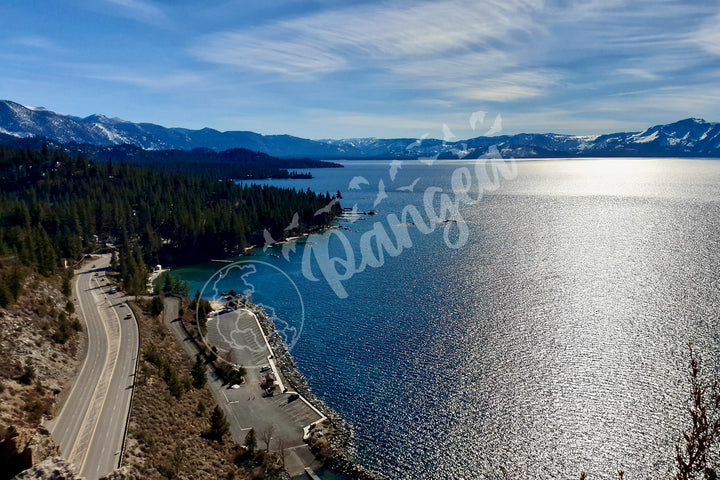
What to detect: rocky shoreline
<box><xmin>246</xmin><ymin>302</ymin><xmax>387</xmax><ymax>480</ymax></box>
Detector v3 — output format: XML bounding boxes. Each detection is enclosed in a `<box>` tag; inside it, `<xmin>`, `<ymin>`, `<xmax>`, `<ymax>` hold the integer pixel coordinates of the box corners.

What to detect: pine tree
<box><xmin>208</xmin><ymin>406</ymin><xmax>230</xmax><ymax>442</ymax></box>
<box><xmin>0</xmin><ymin>282</ymin><xmax>12</xmax><ymax>308</ymax></box>
<box><xmin>172</xmin><ymin>275</ymin><xmax>183</xmax><ymax>295</ymax></box>
<box><xmin>162</xmin><ymin>272</ymin><xmax>173</xmax><ymax>294</ymax></box>
<box><xmin>132</xmin><ymin>245</ymin><xmax>148</xmax><ymax>294</ymax></box>
<box><xmin>149</xmin><ymin>296</ymin><xmax>164</xmax><ymax>316</ymax></box>
<box><xmin>244</xmin><ymin>428</ymin><xmax>256</xmax><ymax>453</ymax></box>
<box><xmin>0</xmin><ymin>143</ymin><xmax>341</xmax><ymax>291</ymax></box>
<box><xmin>191</xmin><ymin>354</ymin><xmax>207</xmax><ymax>389</ymax></box>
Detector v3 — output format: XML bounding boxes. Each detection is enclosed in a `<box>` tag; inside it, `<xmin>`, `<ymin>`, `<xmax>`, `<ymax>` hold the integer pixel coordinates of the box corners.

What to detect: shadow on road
<box><xmin>84</xmin><ymin>285</ymin><xmax>111</xmax><ymax>292</ymax></box>
<box><xmin>86</xmin><ymin>267</ymin><xmax>110</xmax><ymax>274</ymax></box>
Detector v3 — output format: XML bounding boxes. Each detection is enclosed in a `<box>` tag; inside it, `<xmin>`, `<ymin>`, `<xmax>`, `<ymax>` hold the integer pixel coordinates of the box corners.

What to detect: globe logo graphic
<box><xmin>196</xmin><ymin>260</ymin><xmax>305</xmax><ymax>368</ymax></box>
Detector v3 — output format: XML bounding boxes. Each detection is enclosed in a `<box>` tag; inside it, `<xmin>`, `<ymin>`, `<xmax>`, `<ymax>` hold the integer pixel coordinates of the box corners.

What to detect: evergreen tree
<box><xmin>191</xmin><ymin>354</ymin><xmax>207</xmax><ymax>389</ymax></box>
<box><xmin>149</xmin><ymin>296</ymin><xmax>164</xmax><ymax>316</ymax></box>
<box><xmin>209</xmin><ymin>406</ymin><xmax>230</xmax><ymax>442</ymax></box>
<box><xmin>244</xmin><ymin>428</ymin><xmax>256</xmax><ymax>453</ymax></box>
<box><xmin>0</xmin><ymin>143</ymin><xmax>342</xmax><ymax>298</ymax></box>
<box><xmin>0</xmin><ymin>282</ymin><xmax>12</xmax><ymax>308</ymax></box>
<box><xmin>162</xmin><ymin>272</ymin><xmax>173</xmax><ymax>294</ymax></box>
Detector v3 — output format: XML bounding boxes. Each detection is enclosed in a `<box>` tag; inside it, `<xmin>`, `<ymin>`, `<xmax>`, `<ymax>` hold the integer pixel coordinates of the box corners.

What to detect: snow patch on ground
<box><xmin>572</xmin><ymin>135</ymin><xmax>600</xmax><ymax>141</ymax></box>
<box><xmin>21</xmin><ymin>104</ymin><xmax>48</xmax><ymax>112</ymax></box>
<box><xmin>572</xmin><ymin>135</ymin><xmax>601</xmax><ymax>151</ymax></box>
<box><xmin>0</xmin><ymin>126</ymin><xmax>33</xmax><ymax>138</ymax></box>
<box><xmin>668</xmin><ymin>132</ymin><xmax>690</xmax><ymax>146</ymax></box>
<box><xmin>93</xmin><ymin>123</ymin><xmax>129</xmax><ymax>144</ymax></box>
<box><xmin>700</xmin><ymin>128</ymin><xmax>713</xmax><ymax>141</ymax></box>
<box><xmin>631</xmin><ymin>130</ymin><xmax>659</xmax><ymax>143</ymax></box>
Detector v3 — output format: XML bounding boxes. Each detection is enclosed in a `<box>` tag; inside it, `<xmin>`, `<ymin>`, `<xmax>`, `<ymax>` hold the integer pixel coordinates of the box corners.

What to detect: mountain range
<box><xmin>2</xmin><ymin>99</ymin><xmax>720</xmax><ymax>159</ymax></box>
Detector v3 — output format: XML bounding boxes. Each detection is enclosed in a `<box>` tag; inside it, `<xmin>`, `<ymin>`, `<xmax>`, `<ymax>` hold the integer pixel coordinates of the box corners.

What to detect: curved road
<box><xmin>47</xmin><ymin>255</ymin><xmax>139</xmax><ymax>480</ymax></box>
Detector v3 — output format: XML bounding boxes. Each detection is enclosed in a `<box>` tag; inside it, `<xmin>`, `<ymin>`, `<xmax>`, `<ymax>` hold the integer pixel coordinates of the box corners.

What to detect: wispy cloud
<box><xmin>192</xmin><ymin>36</ymin><xmax>346</xmax><ymax>79</ymax></box>
<box><xmin>190</xmin><ymin>0</ymin><xmax>543</xmax><ymax>79</ymax></box>
<box><xmin>325</xmin><ymin>112</ymin><xmax>447</xmax><ymax>133</ymax></box>
<box><xmin>7</xmin><ymin>0</ymin><xmax>720</xmax><ymax>139</ymax></box>
<box><xmin>540</xmin><ymin>1</ymin><xmax>718</xmax><ymax>82</ymax></box>
<box><xmin>615</xmin><ymin>68</ymin><xmax>660</xmax><ymax>81</ymax></box>
<box><xmin>100</xmin><ymin>0</ymin><xmax>169</xmax><ymax>26</ymax></box>
<box><xmin>443</xmin><ymin>69</ymin><xmax>558</xmax><ymax>102</ymax></box>
<box><xmin>89</xmin><ymin>71</ymin><xmax>204</xmax><ymax>89</ymax></box>
<box><xmin>182</xmin><ymin>0</ymin><xmax>720</xmax><ymax>136</ymax></box>
<box><xmin>502</xmin><ymin>109</ymin><xmax>646</xmax><ymax>135</ymax></box>
<box><xmin>604</xmin><ymin>87</ymin><xmax>720</xmax><ymax>115</ymax></box>
<box><xmin>690</xmin><ymin>14</ymin><xmax>720</xmax><ymax>55</ymax></box>
<box><xmin>11</xmin><ymin>36</ymin><xmax>66</xmax><ymax>54</ymax></box>
<box><xmin>505</xmin><ymin>85</ymin><xmax>720</xmax><ymax>136</ymax></box>
<box><xmin>61</xmin><ymin>60</ymin><xmax>206</xmax><ymax>90</ymax></box>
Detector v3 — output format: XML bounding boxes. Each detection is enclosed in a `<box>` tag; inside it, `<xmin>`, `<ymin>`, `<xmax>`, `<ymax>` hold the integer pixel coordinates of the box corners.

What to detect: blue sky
<box><xmin>3</xmin><ymin>0</ymin><xmax>720</xmax><ymax>139</ymax></box>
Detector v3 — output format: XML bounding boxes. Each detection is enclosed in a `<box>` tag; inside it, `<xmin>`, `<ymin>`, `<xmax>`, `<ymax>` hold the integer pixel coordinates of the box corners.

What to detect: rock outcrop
<box><xmin>11</xmin><ymin>456</ymin><xmax>82</xmax><ymax>480</ymax></box>
<box><xmin>1</xmin><ymin>425</ymin><xmax>61</xmax><ymax>479</ymax></box>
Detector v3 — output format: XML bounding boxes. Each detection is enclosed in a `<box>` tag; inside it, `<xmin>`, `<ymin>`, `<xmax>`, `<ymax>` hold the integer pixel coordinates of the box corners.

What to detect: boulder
<box><xmin>12</xmin><ymin>456</ymin><xmax>82</xmax><ymax>480</ymax></box>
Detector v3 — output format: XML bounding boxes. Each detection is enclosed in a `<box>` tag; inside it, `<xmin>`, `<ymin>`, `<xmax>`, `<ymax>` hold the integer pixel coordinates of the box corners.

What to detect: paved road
<box><xmin>47</xmin><ymin>255</ymin><xmax>140</xmax><ymax>480</ymax></box>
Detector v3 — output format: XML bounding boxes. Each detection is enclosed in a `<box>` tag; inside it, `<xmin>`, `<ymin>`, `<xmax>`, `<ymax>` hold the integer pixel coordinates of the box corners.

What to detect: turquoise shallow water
<box><xmin>175</xmin><ymin>158</ymin><xmax>720</xmax><ymax>479</ymax></box>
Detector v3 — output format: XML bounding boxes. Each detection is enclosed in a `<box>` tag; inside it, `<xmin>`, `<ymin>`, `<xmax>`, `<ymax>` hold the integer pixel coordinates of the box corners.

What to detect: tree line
<box><xmin>0</xmin><ymin>133</ymin><xmax>343</xmax><ymax>181</ymax></box>
<box><xmin>0</xmin><ymin>144</ymin><xmax>341</xmax><ymax>295</ymax></box>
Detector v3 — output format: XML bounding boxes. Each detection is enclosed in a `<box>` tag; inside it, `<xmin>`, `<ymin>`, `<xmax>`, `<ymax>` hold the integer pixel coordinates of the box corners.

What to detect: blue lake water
<box><xmin>174</xmin><ymin>158</ymin><xmax>720</xmax><ymax>479</ymax></box>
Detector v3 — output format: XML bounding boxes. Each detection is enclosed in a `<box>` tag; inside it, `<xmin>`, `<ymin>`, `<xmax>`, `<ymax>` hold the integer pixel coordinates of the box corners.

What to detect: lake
<box><xmin>175</xmin><ymin>157</ymin><xmax>720</xmax><ymax>478</ymax></box>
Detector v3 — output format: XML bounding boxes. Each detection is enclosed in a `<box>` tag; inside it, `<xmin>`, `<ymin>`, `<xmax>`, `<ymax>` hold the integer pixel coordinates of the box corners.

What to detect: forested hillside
<box><xmin>0</xmin><ymin>133</ymin><xmax>343</xmax><ymax>180</ymax></box>
<box><xmin>0</xmin><ymin>145</ymin><xmax>340</xmax><ymax>295</ymax></box>
<box><xmin>60</xmin><ymin>143</ymin><xmax>343</xmax><ymax>180</ymax></box>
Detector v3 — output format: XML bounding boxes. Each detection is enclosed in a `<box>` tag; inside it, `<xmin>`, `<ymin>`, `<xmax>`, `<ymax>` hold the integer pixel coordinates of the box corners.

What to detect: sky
<box><xmin>3</xmin><ymin>0</ymin><xmax>720</xmax><ymax>140</ymax></box>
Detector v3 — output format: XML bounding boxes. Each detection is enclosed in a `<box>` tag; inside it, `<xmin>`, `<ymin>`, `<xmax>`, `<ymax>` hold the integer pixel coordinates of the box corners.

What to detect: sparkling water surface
<box><xmin>175</xmin><ymin>158</ymin><xmax>720</xmax><ymax>479</ymax></box>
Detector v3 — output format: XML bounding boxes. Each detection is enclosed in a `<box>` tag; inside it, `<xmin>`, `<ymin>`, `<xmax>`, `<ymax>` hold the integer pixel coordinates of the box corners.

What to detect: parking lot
<box><xmin>205</xmin><ymin>309</ymin><xmax>323</xmax><ymax>449</ymax></box>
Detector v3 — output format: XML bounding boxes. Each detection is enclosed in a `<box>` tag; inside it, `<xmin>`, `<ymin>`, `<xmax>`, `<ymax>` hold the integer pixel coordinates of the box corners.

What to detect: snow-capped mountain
<box><xmin>2</xmin><ymin>100</ymin><xmax>720</xmax><ymax>159</ymax></box>
<box><xmin>0</xmin><ymin>100</ymin><xmax>344</xmax><ymax>157</ymax></box>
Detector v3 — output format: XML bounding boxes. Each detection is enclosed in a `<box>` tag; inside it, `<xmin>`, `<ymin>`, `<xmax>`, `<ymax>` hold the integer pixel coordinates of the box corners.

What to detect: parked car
<box><xmin>259</xmin><ymin>365</ymin><xmax>271</xmax><ymax>373</ymax></box>
<box><xmin>288</xmin><ymin>393</ymin><xmax>300</xmax><ymax>403</ymax></box>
